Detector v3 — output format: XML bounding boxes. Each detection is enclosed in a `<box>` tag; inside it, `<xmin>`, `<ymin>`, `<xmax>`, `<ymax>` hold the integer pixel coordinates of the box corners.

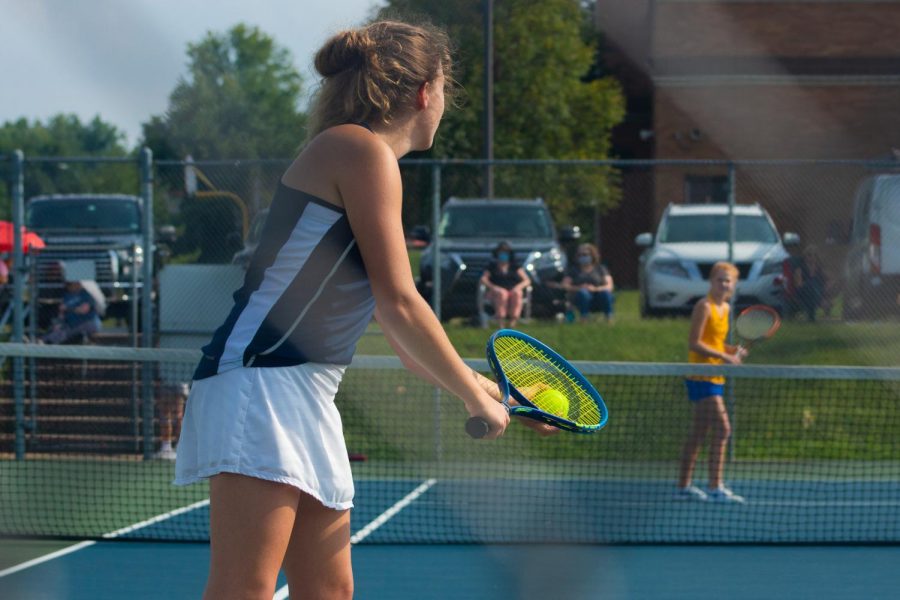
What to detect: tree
<box><xmin>142</xmin><ymin>24</ymin><xmax>308</xmax><ymax>262</ymax></box>
<box><xmin>141</xmin><ymin>24</ymin><xmax>307</xmax><ymax>160</ymax></box>
<box><xmin>380</xmin><ymin>0</ymin><xmax>625</xmax><ymax>233</ymax></box>
<box><xmin>0</xmin><ymin>115</ymin><xmax>133</xmax><ymax>219</ymax></box>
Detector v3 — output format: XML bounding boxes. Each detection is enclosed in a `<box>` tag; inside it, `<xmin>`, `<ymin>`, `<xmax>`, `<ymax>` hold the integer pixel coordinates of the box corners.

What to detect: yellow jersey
<box><xmin>688</xmin><ymin>296</ymin><xmax>729</xmax><ymax>384</ymax></box>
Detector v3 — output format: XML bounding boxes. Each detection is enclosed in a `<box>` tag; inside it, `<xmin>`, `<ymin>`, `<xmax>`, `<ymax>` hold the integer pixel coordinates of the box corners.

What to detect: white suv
<box><xmin>635</xmin><ymin>203</ymin><xmax>799</xmax><ymax>317</ymax></box>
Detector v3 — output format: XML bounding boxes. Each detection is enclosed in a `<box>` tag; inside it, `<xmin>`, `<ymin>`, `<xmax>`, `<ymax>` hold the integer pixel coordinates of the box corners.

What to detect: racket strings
<box><xmin>735</xmin><ymin>306</ymin><xmax>780</xmax><ymax>340</ymax></box>
<box><xmin>493</xmin><ymin>337</ymin><xmax>602</xmax><ymax>426</ymax></box>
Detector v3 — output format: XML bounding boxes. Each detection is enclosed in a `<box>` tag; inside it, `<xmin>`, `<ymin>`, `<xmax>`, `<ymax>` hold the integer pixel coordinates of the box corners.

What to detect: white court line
<box><xmin>0</xmin><ymin>498</ymin><xmax>210</xmax><ymax>578</ymax></box>
<box><xmin>0</xmin><ymin>541</ymin><xmax>96</xmax><ymax>578</ymax></box>
<box><xmin>273</xmin><ymin>478</ymin><xmax>437</xmax><ymax>600</ymax></box>
<box><xmin>350</xmin><ymin>479</ymin><xmax>437</xmax><ymax>544</ymax></box>
<box><xmin>103</xmin><ymin>499</ymin><xmax>210</xmax><ymax>538</ymax></box>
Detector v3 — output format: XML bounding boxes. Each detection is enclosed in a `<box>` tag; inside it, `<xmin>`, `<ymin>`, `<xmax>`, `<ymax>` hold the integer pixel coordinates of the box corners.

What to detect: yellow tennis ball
<box><xmin>533</xmin><ymin>389</ymin><xmax>569</xmax><ymax>417</ymax></box>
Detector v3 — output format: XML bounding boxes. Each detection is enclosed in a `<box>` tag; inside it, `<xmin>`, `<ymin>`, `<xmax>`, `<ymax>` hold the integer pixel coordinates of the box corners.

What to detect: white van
<box><xmin>843</xmin><ymin>174</ymin><xmax>900</xmax><ymax>319</ymax></box>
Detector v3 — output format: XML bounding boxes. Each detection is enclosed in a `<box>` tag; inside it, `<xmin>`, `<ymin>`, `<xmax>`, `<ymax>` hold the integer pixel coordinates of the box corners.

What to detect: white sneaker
<box><xmin>153</xmin><ymin>447</ymin><xmax>177</xmax><ymax>461</ymax></box>
<box><xmin>674</xmin><ymin>485</ymin><xmax>708</xmax><ymax>501</ymax></box>
<box><xmin>706</xmin><ymin>485</ymin><xmax>745</xmax><ymax>504</ymax></box>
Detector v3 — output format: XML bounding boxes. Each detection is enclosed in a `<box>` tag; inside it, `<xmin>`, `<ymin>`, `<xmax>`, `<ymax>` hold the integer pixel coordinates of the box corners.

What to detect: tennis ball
<box><xmin>533</xmin><ymin>389</ymin><xmax>569</xmax><ymax>417</ymax></box>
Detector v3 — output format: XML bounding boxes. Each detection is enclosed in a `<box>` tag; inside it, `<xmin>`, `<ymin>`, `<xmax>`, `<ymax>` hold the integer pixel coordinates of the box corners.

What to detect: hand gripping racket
<box><xmin>734</xmin><ymin>304</ymin><xmax>782</xmax><ymax>352</ymax></box>
<box><xmin>465</xmin><ymin>329</ymin><xmax>609</xmax><ymax>438</ymax></box>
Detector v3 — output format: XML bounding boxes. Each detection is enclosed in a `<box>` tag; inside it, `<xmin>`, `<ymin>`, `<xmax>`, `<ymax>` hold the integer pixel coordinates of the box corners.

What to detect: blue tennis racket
<box><xmin>465</xmin><ymin>329</ymin><xmax>609</xmax><ymax>438</ymax></box>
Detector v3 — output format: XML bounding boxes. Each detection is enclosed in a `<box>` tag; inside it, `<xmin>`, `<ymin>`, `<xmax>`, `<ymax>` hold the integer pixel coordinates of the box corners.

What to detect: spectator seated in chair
<box><xmin>41</xmin><ymin>279</ymin><xmax>103</xmax><ymax>344</ymax></box>
<box><xmin>479</xmin><ymin>241</ymin><xmax>531</xmax><ymax>328</ymax></box>
<box><xmin>558</xmin><ymin>243</ymin><xmax>615</xmax><ymax>323</ymax></box>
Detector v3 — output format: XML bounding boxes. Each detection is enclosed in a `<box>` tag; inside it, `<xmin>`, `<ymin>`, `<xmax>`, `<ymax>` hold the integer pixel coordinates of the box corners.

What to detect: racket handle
<box><xmin>465</xmin><ymin>417</ymin><xmax>490</xmax><ymax>439</ymax></box>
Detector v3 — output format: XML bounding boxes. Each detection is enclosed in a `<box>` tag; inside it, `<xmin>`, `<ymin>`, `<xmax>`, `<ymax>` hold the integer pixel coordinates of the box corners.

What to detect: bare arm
<box><xmin>479</xmin><ymin>270</ymin><xmax>496</xmax><ymax>291</ymax></box>
<box><xmin>336</xmin><ymin>133</ymin><xmax>509</xmax><ymax>438</ymax></box>
<box><xmin>600</xmin><ymin>272</ymin><xmax>614</xmax><ymax>292</ymax></box>
<box><xmin>377</xmin><ymin>312</ymin><xmax>558</xmax><ymax>436</ymax></box>
<box><xmin>513</xmin><ymin>267</ymin><xmax>531</xmax><ymax>292</ymax></box>
<box><xmin>589</xmin><ymin>269</ymin><xmax>613</xmax><ymax>293</ymax></box>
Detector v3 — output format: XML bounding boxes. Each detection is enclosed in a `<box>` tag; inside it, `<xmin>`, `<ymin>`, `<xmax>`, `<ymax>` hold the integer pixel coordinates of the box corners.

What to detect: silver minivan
<box><xmin>843</xmin><ymin>174</ymin><xmax>900</xmax><ymax>319</ymax></box>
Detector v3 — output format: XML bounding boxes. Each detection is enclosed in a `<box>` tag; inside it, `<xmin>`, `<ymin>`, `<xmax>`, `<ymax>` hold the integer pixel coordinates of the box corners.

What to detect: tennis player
<box><xmin>676</xmin><ymin>261</ymin><xmax>747</xmax><ymax>503</ymax></box>
<box><xmin>173</xmin><ymin>20</ymin><xmax>523</xmax><ymax>600</ymax></box>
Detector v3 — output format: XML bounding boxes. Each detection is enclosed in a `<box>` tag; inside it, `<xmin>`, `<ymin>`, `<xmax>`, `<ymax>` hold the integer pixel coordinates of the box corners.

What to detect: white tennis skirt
<box><xmin>174</xmin><ymin>362</ymin><xmax>354</xmax><ymax>510</ymax></box>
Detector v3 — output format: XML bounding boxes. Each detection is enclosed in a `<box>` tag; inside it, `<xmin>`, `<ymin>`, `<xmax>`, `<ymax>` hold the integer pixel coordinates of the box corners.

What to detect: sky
<box><xmin>2</xmin><ymin>0</ymin><xmax>383</xmax><ymax>147</ymax></box>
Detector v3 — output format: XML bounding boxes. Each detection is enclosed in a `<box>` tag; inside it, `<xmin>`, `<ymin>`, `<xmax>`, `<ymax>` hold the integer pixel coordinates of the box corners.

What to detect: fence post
<box><xmin>727</xmin><ymin>162</ymin><xmax>736</xmax><ymax>263</ymax></box>
<box><xmin>12</xmin><ymin>150</ymin><xmax>26</xmax><ymax>460</ymax></box>
<box><xmin>431</xmin><ymin>163</ymin><xmax>443</xmax><ymax>460</ymax></box>
<box><xmin>431</xmin><ymin>163</ymin><xmax>442</xmax><ymax>319</ymax></box>
<box><xmin>140</xmin><ymin>147</ymin><xmax>155</xmax><ymax>459</ymax></box>
<box><xmin>726</xmin><ymin>161</ymin><xmax>737</xmax><ymax>462</ymax></box>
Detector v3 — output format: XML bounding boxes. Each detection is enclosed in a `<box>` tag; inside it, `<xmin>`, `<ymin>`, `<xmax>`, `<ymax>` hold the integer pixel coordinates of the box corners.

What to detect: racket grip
<box><xmin>465</xmin><ymin>417</ymin><xmax>490</xmax><ymax>439</ymax></box>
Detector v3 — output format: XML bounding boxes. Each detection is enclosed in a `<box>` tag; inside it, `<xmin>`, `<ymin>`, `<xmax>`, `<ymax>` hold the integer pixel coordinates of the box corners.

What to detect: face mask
<box><xmin>497</xmin><ymin>252</ymin><xmax>510</xmax><ymax>262</ymax></box>
<box><xmin>578</xmin><ymin>255</ymin><xmax>593</xmax><ymax>266</ymax></box>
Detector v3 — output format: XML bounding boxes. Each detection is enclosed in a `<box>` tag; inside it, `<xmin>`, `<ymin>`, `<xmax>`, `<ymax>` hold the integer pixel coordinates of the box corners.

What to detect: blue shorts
<box><xmin>684</xmin><ymin>379</ymin><xmax>724</xmax><ymax>402</ymax></box>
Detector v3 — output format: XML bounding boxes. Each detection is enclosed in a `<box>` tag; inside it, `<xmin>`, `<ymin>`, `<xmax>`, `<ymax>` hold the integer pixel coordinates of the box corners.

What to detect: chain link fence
<box><xmin>2</xmin><ymin>151</ymin><xmax>900</xmax><ymax>460</ymax></box>
<box><xmin>3</xmin><ymin>152</ymin><xmax>900</xmax><ymax>338</ymax></box>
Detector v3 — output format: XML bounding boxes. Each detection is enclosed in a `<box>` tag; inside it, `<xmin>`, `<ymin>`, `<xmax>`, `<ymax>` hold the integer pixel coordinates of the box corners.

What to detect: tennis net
<box><xmin>1</xmin><ymin>342</ymin><xmax>899</xmax><ymax>544</ymax></box>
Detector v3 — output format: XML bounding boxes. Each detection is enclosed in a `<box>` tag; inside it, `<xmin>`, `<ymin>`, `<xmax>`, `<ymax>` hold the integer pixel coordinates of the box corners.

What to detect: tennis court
<box><xmin>2</xmin><ymin>344</ymin><xmax>900</xmax><ymax>597</ymax></box>
<box><xmin>3</xmin><ymin>476</ymin><xmax>900</xmax><ymax>599</ymax></box>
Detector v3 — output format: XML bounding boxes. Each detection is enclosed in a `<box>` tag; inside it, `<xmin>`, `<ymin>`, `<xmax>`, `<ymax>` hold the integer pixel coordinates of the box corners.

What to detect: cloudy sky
<box><xmin>2</xmin><ymin>0</ymin><xmax>382</xmax><ymax>146</ymax></box>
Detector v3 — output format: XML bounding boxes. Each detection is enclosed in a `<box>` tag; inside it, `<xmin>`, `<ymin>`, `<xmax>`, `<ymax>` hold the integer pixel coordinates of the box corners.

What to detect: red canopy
<box><xmin>0</xmin><ymin>221</ymin><xmax>45</xmax><ymax>254</ymax></box>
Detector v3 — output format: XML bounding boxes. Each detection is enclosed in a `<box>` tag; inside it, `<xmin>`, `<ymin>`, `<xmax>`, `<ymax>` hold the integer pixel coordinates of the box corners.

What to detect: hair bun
<box><xmin>315</xmin><ymin>29</ymin><xmax>373</xmax><ymax>77</ymax></box>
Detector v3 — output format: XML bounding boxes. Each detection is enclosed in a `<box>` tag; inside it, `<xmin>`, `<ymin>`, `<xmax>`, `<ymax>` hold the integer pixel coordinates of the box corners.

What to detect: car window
<box><xmin>439</xmin><ymin>206</ymin><xmax>553</xmax><ymax>239</ymax></box>
<box><xmin>660</xmin><ymin>214</ymin><xmax>779</xmax><ymax>244</ymax></box>
<box><xmin>27</xmin><ymin>199</ymin><xmax>141</xmax><ymax>232</ymax></box>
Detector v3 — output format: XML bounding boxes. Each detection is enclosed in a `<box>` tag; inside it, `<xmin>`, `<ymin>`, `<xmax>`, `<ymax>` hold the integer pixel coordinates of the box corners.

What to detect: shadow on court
<box><xmin>2</xmin><ymin>541</ymin><xmax>899</xmax><ymax>599</ymax></box>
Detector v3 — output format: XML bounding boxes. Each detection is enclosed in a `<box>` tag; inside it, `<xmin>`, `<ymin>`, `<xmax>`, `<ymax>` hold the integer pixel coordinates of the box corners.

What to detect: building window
<box><xmin>684</xmin><ymin>175</ymin><xmax>728</xmax><ymax>204</ymax></box>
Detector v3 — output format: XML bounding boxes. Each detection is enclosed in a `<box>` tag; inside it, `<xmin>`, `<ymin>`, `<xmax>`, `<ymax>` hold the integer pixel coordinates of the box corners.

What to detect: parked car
<box><xmin>635</xmin><ymin>203</ymin><xmax>799</xmax><ymax>317</ymax></box>
<box><xmin>26</xmin><ymin>193</ymin><xmax>168</xmax><ymax>327</ymax></box>
<box><xmin>843</xmin><ymin>174</ymin><xmax>900</xmax><ymax>319</ymax></box>
<box><xmin>414</xmin><ymin>197</ymin><xmax>580</xmax><ymax>319</ymax></box>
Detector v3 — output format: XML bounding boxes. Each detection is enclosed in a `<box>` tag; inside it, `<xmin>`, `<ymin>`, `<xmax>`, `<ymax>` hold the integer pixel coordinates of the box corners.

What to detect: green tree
<box><xmin>0</xmin><ymin>115</ymin><xmax>133</xmax><ymax>219</ymax></box>
<box><xmin>381</xmin><ymin>0</ymin><xmax>625</xmax><ymax>233</ymax></box>
<box><xmin>142</xmin><ymin>24</ymin><xmax>307</xmax><ymax>262</ymax></box>
<box><xmin>141</xmin><ymin>24</ymin><xmax>307</xmax><ymax>160</ymax></box>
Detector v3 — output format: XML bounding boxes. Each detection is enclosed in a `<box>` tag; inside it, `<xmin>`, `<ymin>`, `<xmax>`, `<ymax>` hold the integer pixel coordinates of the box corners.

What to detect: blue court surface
<box><xmin>3</xmin><ymin>476</ymin><xmax>900</xmax><ymax>598</ymax></box>
<box><xmin>3</xmin><ymin>540</ymin><xmax>899</xmax><ymax>599</ymax></box>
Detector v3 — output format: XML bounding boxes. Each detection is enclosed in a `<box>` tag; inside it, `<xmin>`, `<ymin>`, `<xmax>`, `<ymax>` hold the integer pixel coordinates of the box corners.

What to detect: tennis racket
<box><xmin>734</xmin><ymin>304</ymin><xmax>782</xmax><ymax>351</ymax></box>
<box><xmin>465</xmin><ymin>329</ymin><xmax>609</xmax><ymax>438</ymax></box>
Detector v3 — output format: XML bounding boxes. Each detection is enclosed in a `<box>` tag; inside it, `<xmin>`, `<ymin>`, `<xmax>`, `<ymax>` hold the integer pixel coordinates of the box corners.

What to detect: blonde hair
<box><xmin>306</xmin><ymin>20</ymin><xmax>455</xmax><ymax>139</ymax></box>
<box><xmin>710</xmin><ymin>261</ymin><xmax>739</xmax><ymax>279</ymax></box>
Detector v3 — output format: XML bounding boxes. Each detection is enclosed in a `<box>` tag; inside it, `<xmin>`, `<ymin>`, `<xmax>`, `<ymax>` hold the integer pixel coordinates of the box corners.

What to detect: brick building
<box><xmin>595</xmin><ymin>0</ymin><xmax>900</xmax><ymax>285</ymax></box>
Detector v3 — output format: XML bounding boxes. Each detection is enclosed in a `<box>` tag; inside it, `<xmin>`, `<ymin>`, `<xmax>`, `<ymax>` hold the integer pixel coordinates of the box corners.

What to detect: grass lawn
<box><xmin>348</xmin><ymin>288</ymin><xmax>900</xmax><ymax>463</ymax></box>
<box><xmin>359</xmin><ymin>289</ymin><xmax>900</xmax><ymax>367</ymax></box>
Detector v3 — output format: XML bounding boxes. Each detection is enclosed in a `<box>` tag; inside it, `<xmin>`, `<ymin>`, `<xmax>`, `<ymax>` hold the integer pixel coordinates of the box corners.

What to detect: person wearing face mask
<box><xmin>480</xmin><ymin>241</ymin><xmax>531</xmax><ymax>328</ymax></box>
<box><xmin>559</xmin><ymin>243</ymin><xmax>615</xmax><ymax>323</ymax></box>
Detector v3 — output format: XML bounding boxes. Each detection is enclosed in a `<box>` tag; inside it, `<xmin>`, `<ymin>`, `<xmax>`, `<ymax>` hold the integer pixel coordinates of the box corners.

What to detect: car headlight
<box><xmin>523</xmin><ymin>248</ymin><xmax>564</xmax><ymax>283</ymax></box>
<box><xmin>650</xmin><ymin>259</ymin><xmax>690</xmax><ymax>279</ymax></box>
<box><xmin>420</xmin><ymin>250</ymin><xmax>464</xmax><ymax>279</ymax></box>
<box><xmin>759</xmin><ymin>260</ymin><xmax>783</xmax><ymax>276</ymax></box>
